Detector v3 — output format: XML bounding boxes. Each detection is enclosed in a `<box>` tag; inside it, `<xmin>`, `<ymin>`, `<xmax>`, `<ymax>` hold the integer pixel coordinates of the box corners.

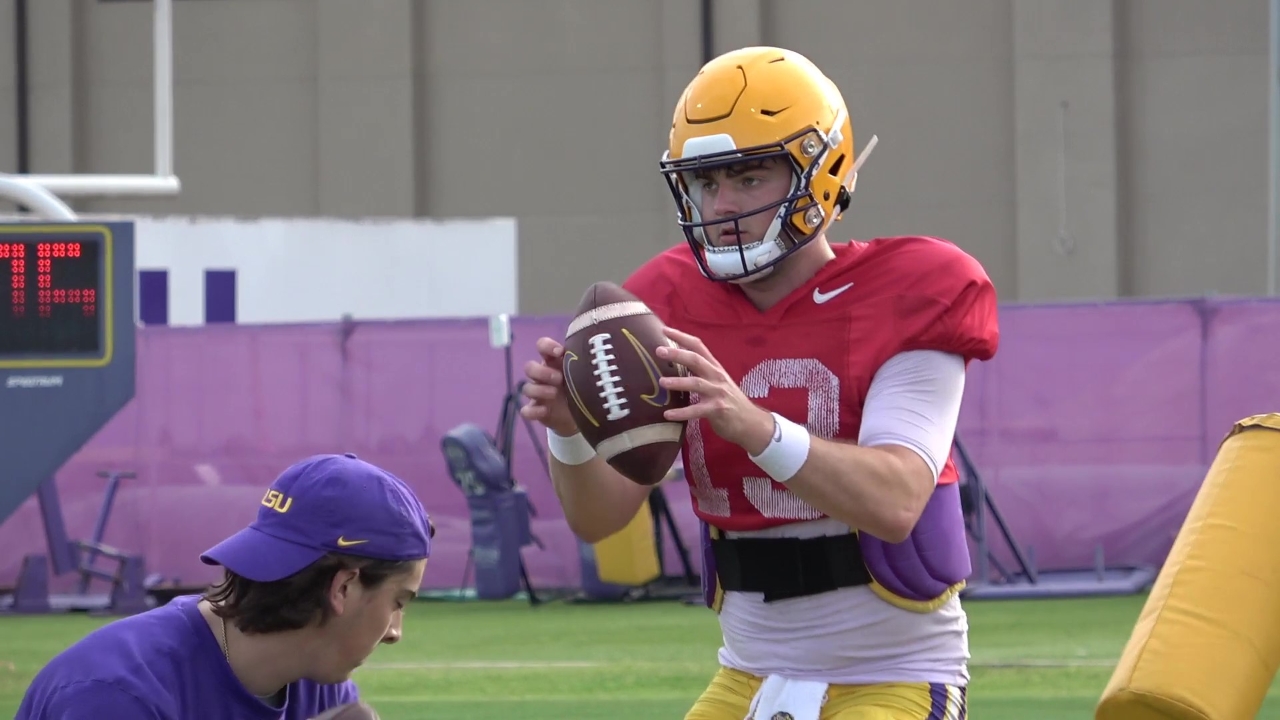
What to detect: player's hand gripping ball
<box><xmin>561</xmin><ymin>281</ymin><xmax>690</xmax><ymax>485</ymax></box>
<box><xmin>654</xmin><ymin>326</ymin><xmax>777</xmax><ymax>455</ymax></box>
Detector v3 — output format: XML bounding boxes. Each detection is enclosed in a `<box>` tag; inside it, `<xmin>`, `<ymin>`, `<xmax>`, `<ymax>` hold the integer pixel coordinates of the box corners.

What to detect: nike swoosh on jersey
<box><xmin>812</xmin><ymin>282</ymin><xmax>854</xmax><ymax>304</ymax></box>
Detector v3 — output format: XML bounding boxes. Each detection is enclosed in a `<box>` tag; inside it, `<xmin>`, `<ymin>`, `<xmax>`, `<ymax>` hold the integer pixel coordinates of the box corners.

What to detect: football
<box><xmin>309</xmin><ymin>701</ymin><xmax>380</xmax><ymax>720</ymax></box>
<box><xmin>562</xmin><ymin>281</ymin><xmax>689</xmax><ymax>486</ymax></box>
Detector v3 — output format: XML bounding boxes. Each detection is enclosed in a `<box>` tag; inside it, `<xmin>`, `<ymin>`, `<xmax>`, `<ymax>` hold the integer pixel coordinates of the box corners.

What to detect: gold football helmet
<box><xmin>661</xmin><ymin>46</ymin><xmax>874</xmax><ymax>283</ymax></box>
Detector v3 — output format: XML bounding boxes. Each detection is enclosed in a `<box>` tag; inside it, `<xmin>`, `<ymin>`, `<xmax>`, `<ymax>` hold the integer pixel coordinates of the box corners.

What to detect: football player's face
<box><xmin>693</xmin><ymin>159</ymin><xmax>792</xmax><ymax>248</ymax></box>
<box><xmin>310</xmin><ymin>560</ymin><xmax>426</xmax><ymax>683</ymax></box>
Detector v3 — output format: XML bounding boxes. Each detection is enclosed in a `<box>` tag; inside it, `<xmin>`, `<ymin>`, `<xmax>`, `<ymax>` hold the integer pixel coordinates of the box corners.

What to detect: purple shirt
<box><xmin>16</xmin><ymin>595</ymin><xmax>359</xmax><ymax>719</ymax></box>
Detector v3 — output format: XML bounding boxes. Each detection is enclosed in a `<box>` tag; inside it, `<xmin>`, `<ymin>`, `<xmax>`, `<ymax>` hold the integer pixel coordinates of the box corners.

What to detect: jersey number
<box><xmin>685</xmin><ymin>358</ymin><xmax>840</xmax><ymax>520</ymax></box>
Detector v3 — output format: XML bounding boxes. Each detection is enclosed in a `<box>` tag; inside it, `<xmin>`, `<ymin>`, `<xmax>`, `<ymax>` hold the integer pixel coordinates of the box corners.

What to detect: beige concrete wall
<box><xmin>0</xmin><ymin>0</ymin><xmax>1270</xmax><ymax>313</ymax></box>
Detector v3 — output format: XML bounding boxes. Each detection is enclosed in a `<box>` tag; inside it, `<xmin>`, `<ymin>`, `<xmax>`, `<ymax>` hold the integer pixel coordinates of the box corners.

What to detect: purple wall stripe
<box><xmin>137</xmin><ymin>269</ymin><xmax>168</xmax><ymax>326</ymax></box>
<box><xmin>204</xmin><ymin>269</ymin><xmax>236</xmax><ymax>324</ymax></box>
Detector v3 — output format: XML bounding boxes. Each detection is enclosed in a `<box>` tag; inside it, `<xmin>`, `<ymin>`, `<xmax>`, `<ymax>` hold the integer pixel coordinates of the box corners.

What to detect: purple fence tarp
<box><xmin>2</xmin><ymin>297</ymin><xmax>1278</xmax><ymax>593</ymax></box>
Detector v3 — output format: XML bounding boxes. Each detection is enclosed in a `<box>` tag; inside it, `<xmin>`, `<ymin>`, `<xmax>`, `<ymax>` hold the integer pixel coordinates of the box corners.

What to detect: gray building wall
<box><xmin>0</xmin><ymin>0</ymin><xmax>1271</xmax><ymax>314</ymax></box>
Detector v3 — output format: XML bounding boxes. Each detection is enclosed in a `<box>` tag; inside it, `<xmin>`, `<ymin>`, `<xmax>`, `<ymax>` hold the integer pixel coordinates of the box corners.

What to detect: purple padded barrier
<box><xmin>0</xmin><ymin>298</ymin><xmax>1278</xmax><ymax>594</ymax></box>
<box><xmin>0</xmin><ymin>316</ymin><xmax>703</xmax><ymax>594</ymax></box>
<box><xmin>956</xmin><ymin>297</ymin><xmax>1280</xmax><ymax>578</ymax></box>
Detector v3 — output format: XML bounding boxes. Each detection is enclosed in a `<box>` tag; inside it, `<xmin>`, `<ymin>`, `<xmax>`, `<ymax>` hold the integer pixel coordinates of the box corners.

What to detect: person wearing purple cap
<box><xmin>16</xmin><ymin>452</ymin><xmax>434</xmax><ymax>720</ymax></box>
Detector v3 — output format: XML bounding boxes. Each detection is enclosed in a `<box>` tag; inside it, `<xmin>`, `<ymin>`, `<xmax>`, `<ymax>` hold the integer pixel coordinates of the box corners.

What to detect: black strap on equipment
<box><xmin>710</xmin><ymin>532</ymin><xmax>872</xmax><ymax>603</ymax></box>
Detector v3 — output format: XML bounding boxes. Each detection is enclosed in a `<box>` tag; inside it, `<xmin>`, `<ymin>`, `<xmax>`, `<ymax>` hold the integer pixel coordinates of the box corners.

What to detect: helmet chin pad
<box><xmin>704</xmin><ymin>235</ymin><xmax>785</xmax><ymax>280</ymax></box>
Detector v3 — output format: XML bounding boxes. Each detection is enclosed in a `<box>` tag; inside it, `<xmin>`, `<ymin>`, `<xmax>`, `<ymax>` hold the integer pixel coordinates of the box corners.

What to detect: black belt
<box><xmin>710</xmin><ymin>532</ymin><xmax>872</xmax><ymax>603</ymax></box>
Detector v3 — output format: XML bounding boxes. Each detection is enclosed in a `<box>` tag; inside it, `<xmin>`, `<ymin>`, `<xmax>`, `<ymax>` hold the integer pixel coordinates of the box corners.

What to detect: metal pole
<box><xmin>154</xmin><ymin>0</ymin><xmax>174</xmax><ymax>179</ymax></box>
<box><xmin>15</xmin><ymin>0</ymin><xmax>30</xmax><ymax>175</ymax></box>
<box><xmin>701</xmin><ymin>0</ymin><xmax>714</xmax><ymax>64</ymax></box>
<box><xmin>1270</xmin><ymin>0</ymin><xmax>1279</xmax><ymax>295</ymax></box>
<box><xmin>18</xmin><ymin>0</ymin><xmax>179</xmax><ymax>198</ymax></box>
<box><xmin>0</xmin><ymin>177</ymin><xmax>77</xmax><ymax>220</ymax></box>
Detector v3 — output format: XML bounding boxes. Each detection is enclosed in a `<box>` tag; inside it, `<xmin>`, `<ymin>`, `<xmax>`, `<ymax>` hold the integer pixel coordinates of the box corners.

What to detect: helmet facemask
<box><xmin>661</xmin><ymin>124</ymin><xmax>844</xmax><ymax>284</ymax></box>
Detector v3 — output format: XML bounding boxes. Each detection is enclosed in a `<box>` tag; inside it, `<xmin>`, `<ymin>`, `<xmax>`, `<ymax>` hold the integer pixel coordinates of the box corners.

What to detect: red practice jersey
<box><xmin>623</xmin><ymin>236</ymin><xmax>999</xmax><ymax>532</ymax></box>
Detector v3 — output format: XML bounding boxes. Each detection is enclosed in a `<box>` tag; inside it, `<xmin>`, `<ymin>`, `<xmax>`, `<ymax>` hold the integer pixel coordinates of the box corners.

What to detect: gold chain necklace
<box><xmin>219</xmin><ymin>615</ymin><xmax>230</xmax><ymax>660</ymax></box>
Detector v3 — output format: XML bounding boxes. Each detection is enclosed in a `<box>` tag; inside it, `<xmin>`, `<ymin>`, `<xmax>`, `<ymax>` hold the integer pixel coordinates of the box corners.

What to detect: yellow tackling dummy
<box><xmin>1096</xmin><ymin>414</ymin><xmax>1280</xmax><ymax>720</ymax></box>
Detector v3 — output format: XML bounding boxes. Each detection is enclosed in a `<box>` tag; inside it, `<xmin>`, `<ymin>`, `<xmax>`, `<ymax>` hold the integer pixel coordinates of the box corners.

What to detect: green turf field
<box><xmin>2</xmin><ymin>594</ymin><xmax>1278</xmax><ymax>718</ymax></box>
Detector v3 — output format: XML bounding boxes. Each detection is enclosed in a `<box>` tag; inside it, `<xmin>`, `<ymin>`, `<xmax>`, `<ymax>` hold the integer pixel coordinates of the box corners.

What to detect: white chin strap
<box><xmin>705</xmin><ymin>238</ymin><xmax>785</xmax><ymax>281</ymax></box>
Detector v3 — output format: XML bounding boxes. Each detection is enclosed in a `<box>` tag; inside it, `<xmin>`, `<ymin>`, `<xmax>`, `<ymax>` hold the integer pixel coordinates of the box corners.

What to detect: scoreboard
<box><xmin>0</xmin><ymin>222</ymin><xmax>136</xmax><ymax>527</ymax></box>
<box><xmin>0</xmin><ymin>226</ymin><xmax>116</xmax><ymax>365</ymax></box>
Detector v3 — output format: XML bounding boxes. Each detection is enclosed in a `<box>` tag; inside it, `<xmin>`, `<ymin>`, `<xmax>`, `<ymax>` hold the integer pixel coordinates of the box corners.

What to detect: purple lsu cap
<box><xmin>200</xmin><ymin>453</ymin><xmax>432</xmax><ymax>582</ymax></box>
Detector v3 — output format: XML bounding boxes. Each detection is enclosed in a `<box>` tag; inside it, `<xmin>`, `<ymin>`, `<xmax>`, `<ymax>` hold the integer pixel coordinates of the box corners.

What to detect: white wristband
<box><xmin>547</xmin><ymin>428</ymin><xmax>597</xmax><ymax>465</ymax></box>
<box><xmin>748</xmin><ymin>412</ymin><xmax>811</xmax><ymax>483</ymax></box>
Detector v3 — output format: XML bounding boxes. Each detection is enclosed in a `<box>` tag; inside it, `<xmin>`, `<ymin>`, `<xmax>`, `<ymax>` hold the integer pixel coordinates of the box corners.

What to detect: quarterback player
<box><xmin>521</xmin><ymin>46</ymin><xmax>997</xmax><ymax>720</ymax></box>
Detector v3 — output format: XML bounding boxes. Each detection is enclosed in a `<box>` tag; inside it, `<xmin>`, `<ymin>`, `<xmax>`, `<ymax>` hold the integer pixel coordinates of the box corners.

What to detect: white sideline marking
<box><xmin>362</xmin><ymin>660</ymin><xmax>603</xmax><ymax>670</ymax></box>
<box><xmin>361</xmin><ymin>658</ymin><xmax>1119</xmax><ymax>671</ymax></box>
<box><xmin>972</xmin><ymin>658</ymin><xmax>1118</xmax><ymax>668</ymax></box>
<box><xmin>368</xmin><ymin>695</ymin><xmax>688</xmax><ymax>703</ymax></box>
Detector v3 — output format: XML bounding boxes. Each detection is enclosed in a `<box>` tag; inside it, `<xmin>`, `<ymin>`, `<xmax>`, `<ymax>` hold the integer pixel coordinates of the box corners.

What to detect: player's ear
<box><xmin>328</xmin><ymin>567</ymin><xmax>360</xmax><ymax>616</ymax></box>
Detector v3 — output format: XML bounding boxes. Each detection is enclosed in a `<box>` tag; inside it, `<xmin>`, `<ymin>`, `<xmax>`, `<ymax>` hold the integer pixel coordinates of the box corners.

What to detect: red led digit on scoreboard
<box><xmin>4</xmin><ymin>243</ymin><xmax>25</xmax><ymax>317</ymax></box>
<box><xmin>34</xmin><ymin>241</ymin><xmax>93</xmax><ymax>319</ymax></box>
